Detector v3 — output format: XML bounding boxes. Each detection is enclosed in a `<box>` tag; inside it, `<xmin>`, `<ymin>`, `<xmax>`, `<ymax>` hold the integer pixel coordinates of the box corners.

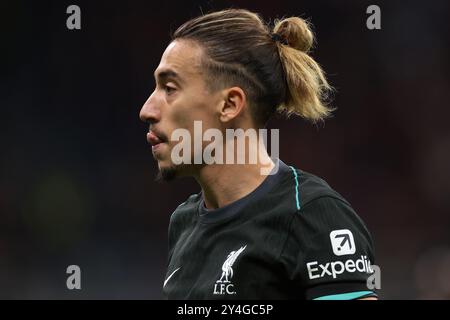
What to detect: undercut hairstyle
<box><xmin>172</xmin><ymin>8</ymin><xmax>334</xmax><ymax>126</ymax></box>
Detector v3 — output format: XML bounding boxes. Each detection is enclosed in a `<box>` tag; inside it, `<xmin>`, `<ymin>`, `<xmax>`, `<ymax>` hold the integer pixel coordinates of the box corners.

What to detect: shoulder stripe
<box><xmin>314</xmin><ymin>290</ymin><xmax>375</xmax><ymax>300</ymax></box>
<box><xmin>289</xmin><ymin>166</ymin><xmax>301</xmax><ymax>210</ymax></box>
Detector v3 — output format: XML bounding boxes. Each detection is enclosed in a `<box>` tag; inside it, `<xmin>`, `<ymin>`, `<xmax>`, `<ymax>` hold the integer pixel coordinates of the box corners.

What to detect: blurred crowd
<box><xmin>1</xmin><ymin>0</ymin><xmax>449</xmax><ymax>299</ymax></box>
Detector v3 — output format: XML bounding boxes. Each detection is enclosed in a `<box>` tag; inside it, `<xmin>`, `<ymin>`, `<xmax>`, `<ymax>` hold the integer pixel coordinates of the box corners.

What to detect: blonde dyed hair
<box><xmin>172</xmin><ymin>9</ymin><xmax>333</xmax><ymax>124</ymax></box>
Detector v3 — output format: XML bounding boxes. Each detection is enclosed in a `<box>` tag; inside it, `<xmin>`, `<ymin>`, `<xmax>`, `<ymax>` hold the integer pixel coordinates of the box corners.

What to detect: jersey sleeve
<box><xmin>280</xmin><ymin>196</ymin><xmax>378</xmax><ymax>300</ymax></box>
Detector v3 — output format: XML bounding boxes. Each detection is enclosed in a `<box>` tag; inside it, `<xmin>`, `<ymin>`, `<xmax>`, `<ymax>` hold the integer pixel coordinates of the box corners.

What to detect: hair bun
<box><xmin>273</xmin><ymin>17</ymin><xmax>314</xmax><ymax>53</ymax></box>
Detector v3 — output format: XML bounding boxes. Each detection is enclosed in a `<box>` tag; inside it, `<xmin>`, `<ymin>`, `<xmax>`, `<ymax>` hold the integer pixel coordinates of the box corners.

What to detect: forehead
<box><xmin>155</xmin><ymin>40</ymin><xmax>204</xmax><ymax>80</ymax></box>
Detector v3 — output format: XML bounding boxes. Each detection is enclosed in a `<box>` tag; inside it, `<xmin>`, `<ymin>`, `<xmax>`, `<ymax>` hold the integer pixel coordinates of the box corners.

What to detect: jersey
<box><xmin>162</xmin><ymin>159</ymin><xmax>377</xmax><ymax>300</ymax></box>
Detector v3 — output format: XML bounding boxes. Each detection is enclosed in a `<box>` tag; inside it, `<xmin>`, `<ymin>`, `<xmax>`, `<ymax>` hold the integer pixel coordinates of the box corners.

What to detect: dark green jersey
<box><xmin>163</xmin><ymin>160</ymin><xmax>377</xmax><ymax>300</ymax></box>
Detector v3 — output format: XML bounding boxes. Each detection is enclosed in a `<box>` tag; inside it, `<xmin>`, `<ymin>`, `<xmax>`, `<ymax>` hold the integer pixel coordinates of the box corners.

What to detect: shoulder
<box><xmin>296</xmin><ymin>168</ymin><xmax>350</xmax><ymax>209</ymax></box>
<box><xmin>169</xmin><ymin>192</ymin><xmax>202</xmax><ymax>225</ymax></box>
<box><xmin>294</xmin><ymin>194</ymin><xmax>374</xmax><ymax>254</ymax></box>
<box><xmin>284</xmin><ymin>166</ymin><xmax>367</xmax><ymax>231</ymax></box>
<box><xmin>282</xmin><ymin>166</ymin><xmax>374</xmax><ymax>249</ymax></box>
<box><xmin>271</xmin><ymin>162</ymin><xmax>350</xmax><ymax>216</ymax></box>
<box><xmin>294</xmin><ymin>169</ymin><xmax>372</xmax><ymax>243</ymax></box>
<box><xmin>167</xmin><ymin>192</ymin><xmax>201</xmax><ymax>250</ymax></box>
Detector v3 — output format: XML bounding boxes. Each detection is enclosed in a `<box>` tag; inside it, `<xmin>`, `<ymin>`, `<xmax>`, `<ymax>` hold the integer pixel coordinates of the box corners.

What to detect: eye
<box><xmin>164</xmin><ymin>84</ymin><xmax>176</xmax><ymax>95</ymax></box>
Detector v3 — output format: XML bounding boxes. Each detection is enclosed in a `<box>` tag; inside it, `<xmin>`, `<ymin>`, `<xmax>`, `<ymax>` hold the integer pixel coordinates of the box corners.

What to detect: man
<box><xmin>140</xmin><ymin>9</ymin><xmax>378</xmax><ymax>299</ymax></box>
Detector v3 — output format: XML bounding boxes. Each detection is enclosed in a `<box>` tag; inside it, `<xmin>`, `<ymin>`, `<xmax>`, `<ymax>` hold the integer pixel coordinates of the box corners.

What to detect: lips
<box><xmin>147</xmin><ymin>130</ymin><xmax>166</xmax><ymax>147</ymax></box>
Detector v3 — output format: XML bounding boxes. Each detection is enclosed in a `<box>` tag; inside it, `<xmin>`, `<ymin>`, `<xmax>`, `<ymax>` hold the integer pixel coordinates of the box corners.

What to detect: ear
<box><xmin>218</xmin><ymin>87</ymin><xmax>247</xmax><ymax>123</ymax></box>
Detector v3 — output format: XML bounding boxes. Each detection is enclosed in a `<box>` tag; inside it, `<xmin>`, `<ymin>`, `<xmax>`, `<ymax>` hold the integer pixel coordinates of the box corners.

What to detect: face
<box><xmin>139</xmin><ymin>40</ymin><xmax>224</xmax><ymax>180</ymax></box>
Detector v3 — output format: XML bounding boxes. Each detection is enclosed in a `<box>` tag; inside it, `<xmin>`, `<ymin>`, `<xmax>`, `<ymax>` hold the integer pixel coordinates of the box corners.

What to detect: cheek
<box><xmin>171</xmin><ymin>92</ymin><xmax>216</xmax><ymax>128</ymax></box>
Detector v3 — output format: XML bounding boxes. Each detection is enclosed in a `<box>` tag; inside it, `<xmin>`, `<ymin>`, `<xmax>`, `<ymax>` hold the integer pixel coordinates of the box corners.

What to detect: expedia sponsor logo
<box><xmin>329</xmin><ymin>229</ymin><xmax>355</xmax><ymax>256</ymax></box>
<box><xmin>307</xmin><ymin>255</ymin><xmax>374</xmax><ymax>280</ymax></box>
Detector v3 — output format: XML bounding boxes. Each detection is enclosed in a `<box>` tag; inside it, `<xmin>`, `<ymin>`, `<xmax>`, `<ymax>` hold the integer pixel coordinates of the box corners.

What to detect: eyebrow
<box><xmin>154</xmin><ymin>69</ymin><xmax>184</xmax><ymax>85</ymax></box>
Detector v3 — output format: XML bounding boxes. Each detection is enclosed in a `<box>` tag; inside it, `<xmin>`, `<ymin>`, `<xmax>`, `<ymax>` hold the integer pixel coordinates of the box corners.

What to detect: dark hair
<box><xmin>172</xmin><ymin>9</ymin><xmax>333</xmax><ymax>125</ymax></box>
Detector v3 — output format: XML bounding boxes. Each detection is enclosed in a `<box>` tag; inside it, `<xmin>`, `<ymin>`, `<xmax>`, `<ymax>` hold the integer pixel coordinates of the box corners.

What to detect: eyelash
<box><xmin>164</xmin><ymin>84</ymin><xmax>176</xmax><ymax>95</ymax></box>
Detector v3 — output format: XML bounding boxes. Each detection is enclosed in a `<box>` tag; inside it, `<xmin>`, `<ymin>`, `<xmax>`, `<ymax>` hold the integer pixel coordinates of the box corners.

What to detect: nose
<box><xmin>139</xmin><ymin>91</ymin><xmax>161</xmax><ymax>124</ymax></box>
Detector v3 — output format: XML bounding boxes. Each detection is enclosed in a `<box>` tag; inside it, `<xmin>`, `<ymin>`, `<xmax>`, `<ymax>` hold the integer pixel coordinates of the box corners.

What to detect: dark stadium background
<box><xmin>1</xmin><ymin>0</ymin><xmax>449</xmax><ymax>299</ymax></box>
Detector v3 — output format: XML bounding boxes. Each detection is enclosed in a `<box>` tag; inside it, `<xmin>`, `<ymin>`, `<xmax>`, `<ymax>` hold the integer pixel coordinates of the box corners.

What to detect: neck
<box><xmin>193</xmin><ymin>145</ymin><xmax>275</xmax><ymax>209</ymax></box>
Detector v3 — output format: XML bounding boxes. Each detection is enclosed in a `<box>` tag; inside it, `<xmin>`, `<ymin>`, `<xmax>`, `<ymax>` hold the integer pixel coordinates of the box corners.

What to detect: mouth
<box><xmin>147</xmin><ymin>130</ymin><xmax>167</xmax><ymax>150</ymax></box>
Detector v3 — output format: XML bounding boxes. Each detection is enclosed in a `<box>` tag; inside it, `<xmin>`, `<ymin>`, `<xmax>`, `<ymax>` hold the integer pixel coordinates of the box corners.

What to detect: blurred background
<box><xmin>1</xmin><ymin>0</ymin><xmax>449</xmax><ymax>299</ymax></box>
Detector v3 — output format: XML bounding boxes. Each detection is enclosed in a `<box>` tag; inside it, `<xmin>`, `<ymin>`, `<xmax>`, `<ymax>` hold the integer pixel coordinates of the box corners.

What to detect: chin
<box><xmin>155</xmin><ymin>167</ymin><xmax>177</xmax><ymax>182</ymax></box>
<box><xmin>154</xmin><ymin>160</ymin><xmax>178</xmax><ymax>182</ymax></box>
